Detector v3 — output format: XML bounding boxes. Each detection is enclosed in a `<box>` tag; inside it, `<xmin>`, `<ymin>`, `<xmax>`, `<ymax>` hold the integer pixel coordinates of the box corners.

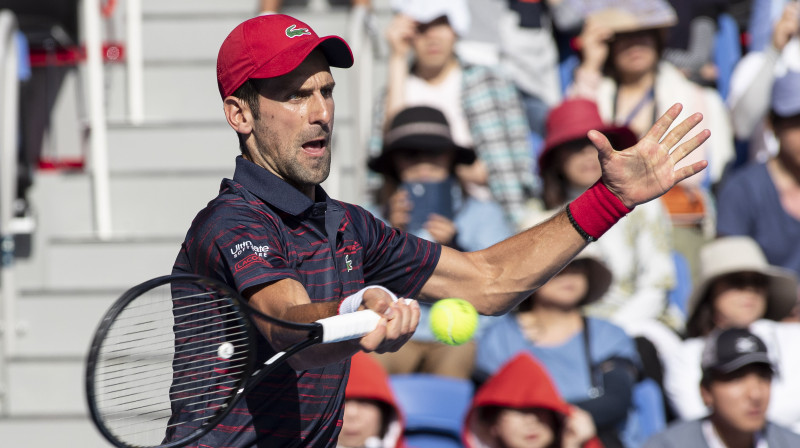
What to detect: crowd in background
<box><xmin>5</xmin><ymin>0</ymin><xmax>799</xmax><ymax>447</ymax></box>
<box><xmin>319</xmin><ymin>0</ymin><xmax>800</xmax><ymax>447</ymax></box>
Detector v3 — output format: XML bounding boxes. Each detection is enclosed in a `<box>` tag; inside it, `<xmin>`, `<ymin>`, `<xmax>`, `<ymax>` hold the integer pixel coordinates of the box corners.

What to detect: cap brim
<box><xmin>249</xmin><ymin>35</ymin><xmax>353</xmax><ymax>81</ymax></box>
<box><xmin>706</xmin><ymin>353</ymin><xmax>773</xmax><ymax>376</ymax></box>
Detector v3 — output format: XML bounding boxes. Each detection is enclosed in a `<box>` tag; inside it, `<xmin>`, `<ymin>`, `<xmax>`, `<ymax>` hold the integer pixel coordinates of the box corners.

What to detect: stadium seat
<box><xmin>667</xmin><ymin>250</ymin><xmax>692</xmax><ymax>316</ymax></box>
<box><xmin>632</xmin><ymin>378</ymin><xmax>668</xmax><ymax>442</ymax></box>
<box><xmin>390</xmin><ymin>374</ymin><xmax>474</xmax><ymax>448</ymax></box>
<box><xmin>713</xmin><ymin>13</ymin><xmax>742</xmax><ymax>100</ymax></box>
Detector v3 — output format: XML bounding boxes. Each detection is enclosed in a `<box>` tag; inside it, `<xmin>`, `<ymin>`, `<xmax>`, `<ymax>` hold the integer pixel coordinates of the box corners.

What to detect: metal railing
<box><xmin>83</xmin><ymin>0</ymin><xmax>145</xmax><ymax>240</ymax></box>
<box><xmin>0</xmin><ymin>8</ymin><xmax>20</xmax><ymax>359</ymax></box>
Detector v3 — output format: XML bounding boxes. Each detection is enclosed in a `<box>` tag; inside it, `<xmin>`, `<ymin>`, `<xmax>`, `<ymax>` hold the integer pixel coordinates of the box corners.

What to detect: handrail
<box><xmin>83</xmin><ymin>0</ymin><xmax>113</xmax><ymax>239</ymax></box>
<box><xmin>345</xmin><ymin>5</ymin><xmax>381</xmax><ymax>205</ymax></box>
<box><xmin>126</xmin><ymin>0</ymin><xmax>144</xmax><ymax>124</ymax></box>
<box><xmin>0</xmin><ymin>8</ymin><xmax>20</xmax><ymax>358</ymax></box>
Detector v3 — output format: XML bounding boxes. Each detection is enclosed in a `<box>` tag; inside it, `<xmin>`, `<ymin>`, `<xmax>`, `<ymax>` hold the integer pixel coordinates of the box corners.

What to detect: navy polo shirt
<box><xmin>171</xmin><ymin>156</ymin><xmax>441</xmax><ymax>447</ymax></box>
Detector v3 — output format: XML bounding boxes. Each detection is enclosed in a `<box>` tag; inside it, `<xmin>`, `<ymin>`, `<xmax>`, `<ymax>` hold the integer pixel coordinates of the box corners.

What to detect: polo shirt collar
<box><xmin>232</xmin><ymin>156</ymin><xmax>329</xmax><ymax>216</ymax></box>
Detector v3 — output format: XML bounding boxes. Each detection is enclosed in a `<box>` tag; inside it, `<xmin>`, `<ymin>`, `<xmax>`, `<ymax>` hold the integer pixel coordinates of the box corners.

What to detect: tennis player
<box><xmin>171</xmin><ymin>13</ymin><xmax>710</xmax><ymax>448</ymax></box>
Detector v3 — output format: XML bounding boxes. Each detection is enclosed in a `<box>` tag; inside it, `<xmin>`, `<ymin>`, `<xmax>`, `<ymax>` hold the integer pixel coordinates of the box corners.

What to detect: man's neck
<box><xmin>710</xmin><ymin>417</ymin><xmax>757</xmax><ymax>448</ymax></box>
<box><xmin>414</xmin><ymin>57</ymin><xmax>458</xmax><ymax>85</ymax></box>
<box><xmin>618</xmin><ymin>70</ymin><xmax>655</xmax><ymax>92</ymax></box>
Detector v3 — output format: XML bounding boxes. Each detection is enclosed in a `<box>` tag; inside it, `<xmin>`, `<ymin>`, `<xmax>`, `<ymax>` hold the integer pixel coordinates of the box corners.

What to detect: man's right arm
<box><xmin>245</xmin><ymin>278</ymin><xmax>419</xmax><ymax>371</ymax></box>
<box><xmin>418</xmin><ymin>103</ymin><xmax>710</xmax><ymax>316</ymax></box>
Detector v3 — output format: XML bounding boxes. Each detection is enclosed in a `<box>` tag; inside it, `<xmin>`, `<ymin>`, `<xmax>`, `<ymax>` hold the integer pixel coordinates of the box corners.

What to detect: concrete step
<box><xmin>7</xmin><ymin>359</ymin><xmax>89</xmax><ymax>416</ymax></box>
<box><xmin>14</xmin><ymin>235</ymin><xmax>180</xmax><ymax>291</ymax></box>
<box><xmin>12</xmin><ymin>291</ymin><xmax>120</xmax><ymax>358</ymax></box>
<box><xmin>106</xmin><ymin>121</ymin><xmax>235</xmax><ymax>172</ymax></box>
<box><xmin>27</xmin><ymin>170</ymin><xmax>224</xmax><ymax>237</ymax></box>
<box><xmin>0</xmin><ymin>418</ymin><xmax>111</xmax><ymax>447</ymax></box>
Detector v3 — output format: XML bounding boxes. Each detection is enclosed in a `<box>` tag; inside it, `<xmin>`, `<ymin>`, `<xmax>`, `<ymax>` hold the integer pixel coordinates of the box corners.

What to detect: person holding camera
<box><xmin>367</xmin><ymin>105</ymin><xmax>514</xmax><ymax>379</ymax></box>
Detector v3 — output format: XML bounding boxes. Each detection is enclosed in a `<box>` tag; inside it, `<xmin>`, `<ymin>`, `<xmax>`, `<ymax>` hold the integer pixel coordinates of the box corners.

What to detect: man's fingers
<box><xmin>587</xmin><ymin>129</ymin><xmax>614</xmax><ymax>154</ymax></box>
<box><xmin>659</xmin><ymin>112</ymin><xmax>704</xmax><ymax>150</ymax></box>
<box><xmin>360</xmin><ymin>318</ymin><xmax>387</xmax><ymax>351</ymax></box>
<box><xmin>644</xmin><ymin>103</ymin><xmax>683</xmax><ymax>143</ymax></box>
<box><xmin>673</xmin><ymin>160</ymin><xmax>709</xmax><ymax>184</ymax></box>
<box><xmin>670</xmin><ymin>128</ymin><xmax>711</xmax><ymax>164</ymax></box>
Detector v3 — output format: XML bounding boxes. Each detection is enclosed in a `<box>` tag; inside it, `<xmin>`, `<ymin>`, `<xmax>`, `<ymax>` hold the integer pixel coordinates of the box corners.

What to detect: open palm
<box><xmin>591</xmin><ymin>103</ymin><xmax>710</xmax><ymax>208</ymax></box>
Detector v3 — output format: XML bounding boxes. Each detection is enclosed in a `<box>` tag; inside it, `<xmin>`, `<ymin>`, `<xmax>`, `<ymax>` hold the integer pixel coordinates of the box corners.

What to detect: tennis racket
<box><xmin>85</xmin><ymin>273</ymin><xmax>400</xmax><ymax>448</ymax></box>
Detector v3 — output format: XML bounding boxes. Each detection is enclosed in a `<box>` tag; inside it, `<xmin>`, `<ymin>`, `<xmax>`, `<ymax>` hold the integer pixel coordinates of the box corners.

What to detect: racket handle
<box><xmin>317</xmin><ymin>298</ymin><xmax>413</xmax><ymax>343</ymax></box>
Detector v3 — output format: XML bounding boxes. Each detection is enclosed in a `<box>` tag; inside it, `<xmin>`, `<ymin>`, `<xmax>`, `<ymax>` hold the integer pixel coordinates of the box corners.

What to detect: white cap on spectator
<box><xmin>390</xmin><ymin>0</ymin><xmax>471</xmax><ymax>36</ymax></box>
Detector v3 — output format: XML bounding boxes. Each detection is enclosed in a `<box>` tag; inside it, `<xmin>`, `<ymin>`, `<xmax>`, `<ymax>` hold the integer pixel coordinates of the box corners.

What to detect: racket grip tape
<box><xmin>317</xmin><ymin>298</ymin><xmax>413</xmax><ymax>343</ymax></box>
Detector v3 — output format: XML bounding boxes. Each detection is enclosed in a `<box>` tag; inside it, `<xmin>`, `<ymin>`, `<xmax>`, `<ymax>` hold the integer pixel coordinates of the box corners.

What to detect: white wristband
<box><xmin>338</xmin><ymin>286</ymin><xmax>398</xmax><ymax>314</ymax></box>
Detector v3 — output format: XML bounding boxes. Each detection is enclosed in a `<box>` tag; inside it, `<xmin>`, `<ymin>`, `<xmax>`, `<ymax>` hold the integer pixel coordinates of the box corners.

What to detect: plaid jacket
<box><xmin>368</xmin><ymin>63</ymin><xmax>537</xmax><ymax>229</ymax></box>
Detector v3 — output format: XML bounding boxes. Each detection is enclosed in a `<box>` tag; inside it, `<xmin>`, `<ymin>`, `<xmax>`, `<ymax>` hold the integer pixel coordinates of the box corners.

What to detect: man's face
<box><xmin>340</xmin><ymin>398</ymin><xmax>384</xmax><ymax>447</ymax></box>
<box><xmin>412</xmin><ymin>16</ymin><xmax>457</xmax><ymax>72</ymax></box>
<box><xmin>774</xmin><ymin>114</ymin><xmax>800</xmax><ymax>171</ymax></box>
<box><xmin>611</xmin><ymin>30</ymin><xmax>659</xmax><ymax>78</ymax></box>
<box><xmin>490</xmin><ymin>407</ymin><xmax>556</xmax><ymax>448</ymax></box>
<box><xmin>391</xmin><ymin>150</ymin><xmax>454</xmax><ymax>183</ymax></box>
<box><xmin>246</xmin><ymin>50</ymin><xmax>335</xmax><ymax>194</ymax></box>
<box><xmin>701</xmin><ymin>365</ymin><xmax>772</xmax><ymax>434</ymax></box>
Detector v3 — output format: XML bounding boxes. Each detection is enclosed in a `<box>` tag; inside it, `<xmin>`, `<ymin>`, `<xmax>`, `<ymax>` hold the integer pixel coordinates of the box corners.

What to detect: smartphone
<box><xmin>401</xmin><ymin>180</ymin><xmax>455</xmax><ymax>233</ymax></box>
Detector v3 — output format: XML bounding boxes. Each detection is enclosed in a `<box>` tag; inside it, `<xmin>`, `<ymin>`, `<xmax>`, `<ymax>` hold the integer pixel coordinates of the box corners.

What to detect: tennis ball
<box><xmin>429</xmin><ymin>298</ymin><xmax>479</xmax><ymax>346</ymax></box>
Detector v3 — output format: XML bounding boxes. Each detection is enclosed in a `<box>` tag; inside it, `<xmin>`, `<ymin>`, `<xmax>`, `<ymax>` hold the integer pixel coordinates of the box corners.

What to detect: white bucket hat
<box><xmin>686</xmin><ymin>236</ymin><xmax>798</xmax><ymax>324</ymax></box>
<box><xmin>390</xmin><ymin>0</ymin><xmax>471</xmax><ymax>36</ymax></box>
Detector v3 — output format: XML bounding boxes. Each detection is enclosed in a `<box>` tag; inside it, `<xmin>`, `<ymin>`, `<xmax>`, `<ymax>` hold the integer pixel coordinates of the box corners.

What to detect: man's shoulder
<box><xmin>645</xmin><ymin>420</ymin><xmax>705</xmax><ymax>448</ymax></box>
<box><xmin>766</xmin><ymin>421</ymin><xmax>800</xmax><ymax>446</ymax></box>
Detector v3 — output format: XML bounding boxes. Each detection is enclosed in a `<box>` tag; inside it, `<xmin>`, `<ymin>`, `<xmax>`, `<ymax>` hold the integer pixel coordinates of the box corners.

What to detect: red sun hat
<box><xmin>216</xmin><ymin>14</ymin><xmax>354</xmax><ymax>99</ymax></box>
<box><xmin>539</xmin><ymin>98</ymin><xmax>638</xmax><ymax>174</ymax></box>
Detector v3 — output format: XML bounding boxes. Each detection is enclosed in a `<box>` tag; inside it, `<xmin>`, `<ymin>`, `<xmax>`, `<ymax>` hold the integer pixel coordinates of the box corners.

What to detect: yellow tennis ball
<box><xmin>429</xmin><ymin>298</ymin><xmax>478</xmax><ymax>346</ymax></box>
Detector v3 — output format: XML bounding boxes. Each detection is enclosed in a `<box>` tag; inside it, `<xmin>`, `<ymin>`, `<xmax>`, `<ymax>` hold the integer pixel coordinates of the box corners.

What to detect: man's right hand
<box><xmin>773</xmin><ymin>2</ymin><xmax>800</xmax><ymax>52</ymax></box>
<box><xmin>358</xmin><ymin>287</ymin><xmax>420</xmax><ymax>354</ymax></box>
<box><xmin>386</xmin><ymin>14</ymin><xmax>416</xmax><ymax>60</ymax></box>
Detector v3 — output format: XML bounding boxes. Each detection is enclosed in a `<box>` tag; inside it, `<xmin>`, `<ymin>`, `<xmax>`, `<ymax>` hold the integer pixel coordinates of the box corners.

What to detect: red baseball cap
<box><xmin>216</xmin><ymin>14</ymin><xmax>354</xmax><ymax>99</ymax></box>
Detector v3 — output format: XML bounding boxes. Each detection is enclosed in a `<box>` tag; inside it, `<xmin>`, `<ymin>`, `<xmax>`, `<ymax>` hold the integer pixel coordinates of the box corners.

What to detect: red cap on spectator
<box><xmin>216</xmin><ymin>14</ymin><xmax>353</xmax><ymax>99</ymax></box>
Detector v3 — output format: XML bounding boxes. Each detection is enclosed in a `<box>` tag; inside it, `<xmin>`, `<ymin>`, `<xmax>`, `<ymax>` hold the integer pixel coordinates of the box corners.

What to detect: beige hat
<box><xmin>686</xmin><ymin>237</ymin><xmax>798</xmax><ymax>324</ymax></box>
<box><xmin>586</xmin><ymin>0</ymin><xmax>677</xmax><ymax>34</ymax></box>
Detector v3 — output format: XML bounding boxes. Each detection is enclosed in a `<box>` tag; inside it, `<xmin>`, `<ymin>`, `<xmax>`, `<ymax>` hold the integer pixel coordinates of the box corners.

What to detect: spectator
<box><xmin>569</xmin><ymin>0</ymin><xmax>735</xmax><ymax>283</ymax></box>
<box><xmin>464</xmin><ymin>352</ymin><xmax>603</xmax><ymax>448</ymax></box>
<box><xmin>369</xmin><ymin>0</ymin><xmax>537</xmax><ymax>230</ymax></box>
<box><xmin>746</xmin><ymin>0</ymin><xmax>792</xmax><ymax>53</ymax></box>
<box><xmin>339</xmin><ymin>352</ymin><xmax>406</xmax><ymax>448</ymax></box>
<box><xmin>727</xmin><ymin>1</ymin><xmax>799</xmax><ymax>163</ymax></box>
<box><xmin>529</xmin><ymin>98</ymin><xmax>680</xmax><ymax>334</ymax></box>
<box><xmin>368</xmin><ymin>105</ymin><xmax>513</xmax><ymax>379</ymax></box>
<box><xmin>645</xmin><ymin>327</ymin><xmax>800</xmax><ymax>448</ymax></box>
<box><xmin>495</xmin><ymin>0</ymin><xmax>585</xmax><ymax>138</ymax></box>
<box><xmin>719</xmin><ymin>66</ymin><xmax>800</xmax><ymax>278</ymax></box>
<box><xmin>258</xmin><ymin>0</ymin><xmax>372</xmax><ymax>15</ymax></box>
<box><xmin>661</xmin><ymin>237</ymin><xmax>800</xmax><ymax>432</ymax></box>
<box><xmin>474</xmin><ymin>244</ymin><xmax>641</xmax><ymax>448</ymax></box>
<box><xmin>662</xmin><ymin>0</ymin><xmax>727</xmax><ymax>87</ymax></box>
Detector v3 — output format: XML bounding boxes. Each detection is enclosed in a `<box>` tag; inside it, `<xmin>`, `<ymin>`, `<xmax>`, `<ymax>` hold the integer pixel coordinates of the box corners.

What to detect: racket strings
<box><xmin>91</xmin><ymin>280</ymin><xmax>252</xmax><ymax>447</ymax></box>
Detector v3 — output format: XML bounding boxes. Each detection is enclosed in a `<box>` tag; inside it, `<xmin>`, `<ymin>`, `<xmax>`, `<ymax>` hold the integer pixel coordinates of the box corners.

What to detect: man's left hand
<box><xmin>594</xmin><ymin>103</ymin><xmax>710</xmax><ymax>209</ymax></box>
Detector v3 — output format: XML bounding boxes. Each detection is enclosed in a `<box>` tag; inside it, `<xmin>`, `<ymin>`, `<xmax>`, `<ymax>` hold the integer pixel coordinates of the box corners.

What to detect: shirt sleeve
<box><xmin>179</xmin><ymin>201</ymin><xmax>300</xmax><ymax>295</ymax></box>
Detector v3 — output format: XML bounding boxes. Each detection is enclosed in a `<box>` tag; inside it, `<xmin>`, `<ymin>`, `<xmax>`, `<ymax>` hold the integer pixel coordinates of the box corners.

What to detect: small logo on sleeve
<box><xmin>231</xmin><ymin>241</ymin><xmax>269</xmax><ymax>259</ymax></box>
<box><xmin>345</xmin><ymin>254</ymin><xmax>353</xmax><ymax>272</ymax></box>
<box><xmin>286</xmin><ymin>24</ymin><xmax>311</xmax><ymax>38</ymax></box>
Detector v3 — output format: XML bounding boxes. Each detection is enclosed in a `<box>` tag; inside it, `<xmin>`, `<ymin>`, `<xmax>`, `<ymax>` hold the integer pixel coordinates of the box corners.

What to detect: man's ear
<box><xmin>700</xmin><ymin>382</ymin><xmax>714</xmax><ymax>409</ymax></box>
<box><xmin>223</xmin><ymin>96</ymin><xmax>253</xmax><ymax>136</ymax></box>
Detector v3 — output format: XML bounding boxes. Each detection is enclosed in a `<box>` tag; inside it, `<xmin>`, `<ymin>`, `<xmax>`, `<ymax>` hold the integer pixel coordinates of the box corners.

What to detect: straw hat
<box><xmin>584</xmin><ymin>0</ymin><xmax>677</xmax><ymax>34</ymax></box>
<box><xmin>686</xmin><ymin>237</ymin><xmax>798</xmax><ymax>324</ymax></box>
